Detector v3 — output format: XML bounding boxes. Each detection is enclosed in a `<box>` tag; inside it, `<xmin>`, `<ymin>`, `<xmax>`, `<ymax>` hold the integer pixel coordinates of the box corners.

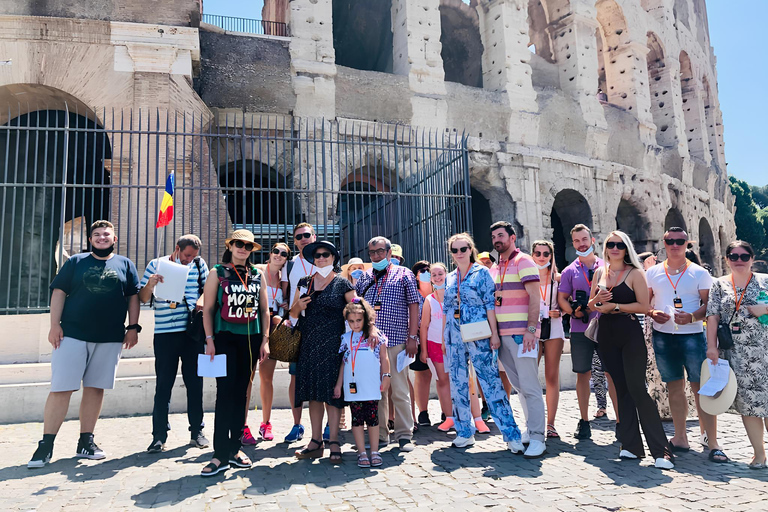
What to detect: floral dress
<box><xmin>706</xmin><ymin>273</ymin><xmax>768</xmax><ymax>417</ymax></box>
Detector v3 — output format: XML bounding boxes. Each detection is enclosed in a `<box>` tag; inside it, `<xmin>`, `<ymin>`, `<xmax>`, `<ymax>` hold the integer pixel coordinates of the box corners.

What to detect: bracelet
<box><xmin>205</xmin><ymin>335</ymin><xmax>214</xmax><ymax>340</ymax></box>
<box><xmin>382</xmin><ymin>373</ymin><xmax>392</xmax><ymax>378</ymax></box>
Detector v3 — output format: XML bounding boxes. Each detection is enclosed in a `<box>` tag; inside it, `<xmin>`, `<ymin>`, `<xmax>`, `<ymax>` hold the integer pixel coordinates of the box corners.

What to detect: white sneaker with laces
<box><xmin>452</xmin><ymin>435</ymin><xmax>475</xmax><ymax>448</ymax></box>
<box><xmin>700</xmin><ymin>432</ymin><xmax>708</xmax><ymax>447</ymax></box>
<box><xmin>619</xmin><ymin>449</ymin><xmax>638</xmax><ymax>459</ymax></box>
<box><xmin>655</xmin><ymin>457</ymin><xmax>675</xmax><ymax>469</ymax></box>
<box><xmin>523</xmin><ymin>440</ymin><xmax>547</xmax><ymax>459</ymax></box>
<box><xmin>508</xmin><ymin>439</ymin><xmax>525</xmax><ymax>454</ymax></box>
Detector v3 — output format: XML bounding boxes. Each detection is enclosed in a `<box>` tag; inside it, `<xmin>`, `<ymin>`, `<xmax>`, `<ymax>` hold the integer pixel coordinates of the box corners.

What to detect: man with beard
<box><xmin>29</xmin><ymin>221</ymin><xmax>141</xmax><ymax>468</ymax></box>
<box><xmin>557</xmin><ymin>224</ymin><xmax>618</xmax><ymax>440</ymax></box>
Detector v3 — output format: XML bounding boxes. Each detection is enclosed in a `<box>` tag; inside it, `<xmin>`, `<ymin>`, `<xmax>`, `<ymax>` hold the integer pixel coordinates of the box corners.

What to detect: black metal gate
<box><xmin>0</xmin><ymin>107</ymin><xmax>471</xmax><ymax>314</ymax></box>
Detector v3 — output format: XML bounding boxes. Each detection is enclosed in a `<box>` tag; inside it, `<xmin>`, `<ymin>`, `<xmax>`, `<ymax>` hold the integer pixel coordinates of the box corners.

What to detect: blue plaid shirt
<box><xmin>356</xmin><ymin>264</ymin><xmax>420</xmax><ymax>347</ymax></box>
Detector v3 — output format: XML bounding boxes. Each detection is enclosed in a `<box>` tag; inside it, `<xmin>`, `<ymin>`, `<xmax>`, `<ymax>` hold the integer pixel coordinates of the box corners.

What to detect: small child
<box><xmin>334</xmin><ymin>298</ymin><xmax>391</xmax><ymax>468</ymax></box>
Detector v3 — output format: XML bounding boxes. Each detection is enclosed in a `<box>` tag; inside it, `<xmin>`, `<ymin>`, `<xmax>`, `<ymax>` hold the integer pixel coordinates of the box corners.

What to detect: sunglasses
<box><xmin>533</xmin><ymin>251</ymin><xmax>550</xmax><ymax>257</ymax></box>
<box><xmin>368</xmin><ymin>248</ymin><xmax>388</xmax><ymax>257</ymax></box>
<box><xmin>451</xmin><ymin>246</ymin><xmax>470</xmax><ymax>254</ymax></box>
<box><xmin>271</xmin><ymin>248</ymin><xmax>289</xmax><ymax>258</ymax></box>
<box><xmin>664</xmin><ymin>239</ymin><xmax>687</xmax><ymax>246</ymax></box>
<box><xmin>314</xmin><ymin>251</ymin><xmax>332</xmax><ymax>259</ymax></box>
<box><xmin>605</xmin><ymin>241</ymin><xmax>627</xmax><ymax>250</ymax></box>
<box><xmin>232</xmin><ymin>240</ymin><xmax>255</xmax><ymax>251</ymax></box>
<box><xmin>727</xmin><ymin>253</ymin><xmax>752</xmax><ymax>262</ymax></box>
<box><xmin>295</xmin><ymin>232</ymin><xmax>313</xmax><ymax>240</ymax></box>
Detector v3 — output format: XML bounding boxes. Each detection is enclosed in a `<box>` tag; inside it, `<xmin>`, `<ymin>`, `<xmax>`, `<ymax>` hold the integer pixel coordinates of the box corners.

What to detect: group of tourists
<box><xmin>28</xmin><ymin>218</ymin><xmax>768</xmax><ymax>476</ymax></box>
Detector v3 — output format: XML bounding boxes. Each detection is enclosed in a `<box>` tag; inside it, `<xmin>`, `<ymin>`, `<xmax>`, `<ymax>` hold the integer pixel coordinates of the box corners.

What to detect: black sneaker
<box><xmin>28</xmin><ymin>440</ymin><xmax>53</xmax><ymax>469</ymax></box>
<box><xmin>190</xmin><ymin>430</ymin><xmax>210</xmax><ymax>448</ymax></box>
<box><xmin>147</xmin><ymin>439</ymin><xmax>165</xmax><ymax>453</ymax></box>
<box><xmin>417</xmin><ymin>411</ymin><xmax>431</xmax><ymax>426</ymax></box>
<box><xmin>398</xmin><ymin>439</ymin><xmax>415</xmax><ymax>452</ymax></box>
<box><xmin>574</xmin><ymin>419</ymin><xmax>592</xmax><ymax>440</ymax></box>
<box><xmin>76</xmin><ymin>434</ymin><xmax>106</xmax><ymax>460</ymax></box>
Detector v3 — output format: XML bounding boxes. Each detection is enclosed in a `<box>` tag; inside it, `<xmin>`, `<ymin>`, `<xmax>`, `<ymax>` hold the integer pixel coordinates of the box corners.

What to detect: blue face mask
<box><xmin>418</xmin><ymin>271</ymin><xmax>431</xmax><ymax>283</ymax></box>
<box><xmin>350</xmin><ymin>269</ymin><xmax>364</xmax><ymax>280</ymax></box>
<box><xmin>433</xmin><ymin>283</ymin><xmax>445</xmax><ymax>290</ymax></box>
<box><xmin>372</xmin><ymin>258</ymin><xmax>391</xmax><ymax>271</ymax></box>
<box><xmin>391</xmin><ymin>259</ymin><xmax>400</xmax><ymax>266</ymax></box>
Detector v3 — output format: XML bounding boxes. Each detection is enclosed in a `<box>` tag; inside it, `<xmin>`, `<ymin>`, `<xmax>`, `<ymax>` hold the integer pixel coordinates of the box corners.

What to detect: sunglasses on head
<box><xmin>664</xmin><ymin>238</ymin><xmax>687</xmax><ymax>246</ymax></box>
<box><xmin>533</xmin><ymin>251</ymin><xmax>550</xmax><ymax>257</ymax></box>
<box><xmin>605</xmin><ymin>241</ymin><xmax>627</xmax><ymax>250</ymax></box>
<box><xmin>271</xmin><ymin>248</ymin><xmax>289</xmax><ymax>258</ymax></box>
<box><xmin>314</xmin><ymin>251</ymin><xmax>332</xmax><ymax>259</ymax></box>
<box><xmin>295</xmin><ymin>232</ymin><xmax>313</xmax><ymax>240</ymax></box>
<box><xmin>232</xmin><ymin>240</ymin><xmax>255</xmax><ymax>251</ymax></box>
<box><xmin>727</xmin><ymin>253</ymin><xmax>752</xmax><ymax>262</ymax></box>
<box><xmin>450</xmin><ymin>246</ymin><xmax>470</xmax><ymax>254</ymax></box>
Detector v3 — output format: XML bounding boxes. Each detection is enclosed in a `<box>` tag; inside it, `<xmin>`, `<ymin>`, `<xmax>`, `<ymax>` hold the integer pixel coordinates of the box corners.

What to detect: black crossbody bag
<box><xmin>540</xmin><ymin>275</ymin><xmax>554</xmax><ymax>340</ymax></box>
<box><xmin>185</xmin><ymin>258</ymin><xmax>206</xmax><ymax>343</ymax></box>
<box><xmin>716</xmin><ymin>309</ymin><xmax>737</xmax><ymax>350</ymax></box>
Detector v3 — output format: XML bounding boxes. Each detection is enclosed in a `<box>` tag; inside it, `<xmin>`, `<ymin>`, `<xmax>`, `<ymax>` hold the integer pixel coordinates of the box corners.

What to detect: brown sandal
<box><xmin>295</xmin><ymin>438</ymin><xmax>323</xmax><ymax>459</ymax></box>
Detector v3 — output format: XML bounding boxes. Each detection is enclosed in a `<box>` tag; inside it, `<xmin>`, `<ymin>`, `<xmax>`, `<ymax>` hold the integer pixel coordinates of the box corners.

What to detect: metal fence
<box><xmin>201</xmin><ymin>14</ymin><xmax>289</xmax><ymax>37</ymax></box>
<box><xmin>0</xmin><ymin>107</ymin><xmax>471</xmax><ymax>314</ymax></box>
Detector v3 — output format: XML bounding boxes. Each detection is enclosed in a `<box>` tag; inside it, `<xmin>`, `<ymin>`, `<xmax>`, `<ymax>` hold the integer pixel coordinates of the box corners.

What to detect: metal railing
<box><xmin>201</xmin><ymin>14</ymin><xmax>289</xmax><ymax>37</ymax></box>
<box><xmin>0</xmin><ymin>108</ymin><xmax>471</xmax><ymax>314</ymax></box>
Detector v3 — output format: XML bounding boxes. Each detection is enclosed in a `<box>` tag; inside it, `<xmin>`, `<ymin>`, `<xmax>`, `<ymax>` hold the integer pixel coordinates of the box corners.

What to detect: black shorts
<box><xmin>409</xmin><ymin>344</ymin><xmax>429</xmax><ymax>371</ymax></box>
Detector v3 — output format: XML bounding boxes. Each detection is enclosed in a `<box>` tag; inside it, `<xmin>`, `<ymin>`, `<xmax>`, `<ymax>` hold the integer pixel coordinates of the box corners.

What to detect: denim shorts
<box><xmin>651</xmin><ymin>330</ymin><xmax>706</xmax><ymax>383</ymax></box>
<box><xmin>570</xmin><ymin>332</ymin><xmax>602</xmax><ymax>374</ymax></box>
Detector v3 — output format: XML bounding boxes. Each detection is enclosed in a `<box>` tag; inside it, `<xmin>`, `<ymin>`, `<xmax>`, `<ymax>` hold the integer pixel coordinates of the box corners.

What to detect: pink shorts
<box><xmin>426</xmin><ymin>340</ymin><xmax>444</xmax><ymax>364</ymax></box>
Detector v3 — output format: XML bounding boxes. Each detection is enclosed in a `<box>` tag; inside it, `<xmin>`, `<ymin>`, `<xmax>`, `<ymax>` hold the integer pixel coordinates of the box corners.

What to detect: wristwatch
<box><xmin>382</xmin><ymin>373</ymin><xmax>392</xmax><ymax>378</ymax></box>
<box><xmin>126</xmin><ymin>324</ymin><xmax>142</xmax><ymax>333</ymax></box>
<box><xmin>613</xmin><ymin>303</ymin><xmax>621</xmax><ymax>313</ymax></box>
<box><xmin>408</xmin><ymin>334</ymin><xmax>419</xmax><ymax>342</ymax></box>
<box><xmin>527</xmin><ymin>325</ymin><xmax>536</xmax><ymax>334</ymax></box>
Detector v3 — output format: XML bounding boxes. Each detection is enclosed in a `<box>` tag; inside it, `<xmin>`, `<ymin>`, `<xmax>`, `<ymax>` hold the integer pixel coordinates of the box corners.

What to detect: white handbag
<box><xmin>460</xmin><ymin>320</ymin><xmax>492</xmax><ymax>343</ymax></box>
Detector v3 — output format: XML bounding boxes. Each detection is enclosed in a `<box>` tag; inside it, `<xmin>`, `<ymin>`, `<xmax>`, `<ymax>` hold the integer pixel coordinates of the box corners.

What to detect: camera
<box><xmin>570</xmin><ymin>290</ymin><xmax>590</xmax><ymax>323</ymax></box>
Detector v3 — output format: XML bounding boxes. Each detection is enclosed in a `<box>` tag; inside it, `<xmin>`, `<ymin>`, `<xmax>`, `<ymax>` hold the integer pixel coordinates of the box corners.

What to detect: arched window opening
<box><xmin>616</xmin><ymin>199</ymin><xmax>652</xmax><ymax>253</ymax></box>
<box><xmin>440</xmin><ymin>0</ymin><xmax>484</xmax><ymax>88</ymax></box>
<box><xmin>336</xmin><ymin>177</ymin><xmax>387</xmax><ymax>261</ymax></box>
<box><xmin>698</xmin><ymin>217</ymin><xmax>716</xmax><ymax>270</ymax></box>
<box><xmin>527</xmin><ymin>0</ymin><xmax>554</xmax><ymax>63</ymax></box>
<box><xmin>333</xmin><ymin>0</ymin><xmax>394</xmax><ymax>73</ymax></box>
<box><xmin>551</xmin><ymin>189</ymin><xmax>593</xmax><ymax>271</ymax></box>
<box><xmin>664</xmin><ymin>207</ymin><xmax>687</xmax><ymax>232</ymax></box>
<box><xmin>470</xmin><ymin>187</ymin><xmax>493</xmax><ymax>253</ymax></box>
<box><xmin>647</xmin><ymin>32</ymin><xmax>674</xmax><ymax>147</ymax></box>
<box><xmin>595</xmin><ymin>0</ymin><xmax>631</xmax><ymax>109</ymax></box>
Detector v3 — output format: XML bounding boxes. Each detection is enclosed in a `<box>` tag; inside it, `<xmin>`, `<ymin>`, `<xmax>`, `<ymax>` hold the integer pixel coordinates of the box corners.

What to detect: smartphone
<box><xmin>598</xmin><ymin>284</ymin><xmax>608</xmax><ymax>292</ymax></box>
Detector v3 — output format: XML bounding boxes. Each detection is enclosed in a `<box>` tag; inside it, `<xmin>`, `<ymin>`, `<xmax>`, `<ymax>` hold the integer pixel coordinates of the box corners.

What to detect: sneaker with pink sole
<box><xmin>259</xmin><ymin>422</ymin><xmax>274</xmax><ymax>441</ymax></box>
<box><xmin>241</xmin><ymin>425</ymin><xmax>257</xmax><ymax>445</ymax></box>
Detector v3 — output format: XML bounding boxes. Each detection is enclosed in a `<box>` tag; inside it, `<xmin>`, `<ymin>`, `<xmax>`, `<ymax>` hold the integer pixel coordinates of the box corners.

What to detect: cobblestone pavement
<box><xmin>1</xmin><ymin>390</ymin><xmax>767</xmax><ymax>511</ymax></box>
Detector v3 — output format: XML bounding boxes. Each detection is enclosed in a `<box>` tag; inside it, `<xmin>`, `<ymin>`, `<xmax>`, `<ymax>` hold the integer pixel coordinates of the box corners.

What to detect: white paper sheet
<box><xmin>397</xmin><ymin>350</ymin><xmax>416</xmax><ymax>373</ymax></box>
<box><xmin>197</xmin><ymin>354</ymin><xmax>227</xmax><ymax>378</ymax></box>
<box><xmin>518</xmin><ymin>342</ymin><xmax>538</xmax><ymax>359</ymax></box>
<box><xmin>154</xmin><ymin>258</ymin><xmax>190</xmax><ymax>303</ymax></box>
<box><xmin>698</xmin><ymin>358</ymin><xmax>730</xmax><ymax>397</ymax></box>
<box><xmin>426</xmin><ymin>358</ymin><xmax>439</xmax><ymax>381</ymax></box>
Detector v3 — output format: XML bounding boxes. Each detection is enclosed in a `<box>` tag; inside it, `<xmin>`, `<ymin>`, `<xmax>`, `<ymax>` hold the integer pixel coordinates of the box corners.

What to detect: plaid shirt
<box><xmin>356</xmin><ymin>265</ymin><xmax>420</xmax><ymax>347</ymax></box>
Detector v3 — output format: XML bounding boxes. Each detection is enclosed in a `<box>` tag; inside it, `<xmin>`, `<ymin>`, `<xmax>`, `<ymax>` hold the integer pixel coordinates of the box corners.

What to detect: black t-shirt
<box><xmin>50</xmin><ymin>253</ymin><xmax>141</xmax><ymax>343</ymax></box>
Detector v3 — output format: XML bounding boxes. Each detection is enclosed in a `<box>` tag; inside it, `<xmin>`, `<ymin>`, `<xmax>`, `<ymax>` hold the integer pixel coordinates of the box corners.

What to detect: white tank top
<box><xmin>539</xmin><ymin>275</ymin><xmax>559</xmax><ymax>319</ymax></box>
<box><xmin>426</xmin><ymin>293</ymin><xmax>444</xmax><ymax>343</ymax></box>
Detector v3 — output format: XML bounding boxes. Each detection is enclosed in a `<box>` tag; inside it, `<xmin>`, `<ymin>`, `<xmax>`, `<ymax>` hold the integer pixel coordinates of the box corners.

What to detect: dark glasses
<box><xmin>605</xmin><ymin>241</ymin><xmax>627</xmax><ymax>250</ymax></box>
<box><xmin>295</xmin><ymin>232</ymin><xmax>313</xmax><ymax>240</ymax></box>
<box><xmin>533</xmin><ymin>251</ymin><xmax>550</xmax><ymax>257</ymax></box>
<box><xmin>314</xmin><ymin>251</ymin><xmax>332</xmax><ymax>259</ymax></box>
<box><xmin>450</xmin><ymin>246</ymin><xmax>470</xmax><ymax>254</ymax></box>
<box><xmin>271</xmin><ymin>248</ymin><xmax>289</xmax><ymax>258</ymax></box>
<box><xmin>664</xmin><ymin>239</ymin><xmax>687</xmax><ymax>246</ymax></box>
<box><xmin>727</xmin><ymin>253</ymin><xmax>752</xmax><ymax>262</ymax></box>
<box><xmin>233</xmin><ymin>240</ymin><xmax>254</xmax><ymax>251</ymax></box>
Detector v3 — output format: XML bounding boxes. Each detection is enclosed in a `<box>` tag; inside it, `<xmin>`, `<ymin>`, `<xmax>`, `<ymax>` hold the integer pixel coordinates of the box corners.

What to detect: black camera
<box><xmin>570</xmin><ymin>290</ymin><xmax>590</xmax><ymax>323</ymax></box>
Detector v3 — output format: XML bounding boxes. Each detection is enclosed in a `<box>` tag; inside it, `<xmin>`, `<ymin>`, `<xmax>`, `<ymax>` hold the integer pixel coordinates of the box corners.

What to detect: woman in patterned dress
<box><xmin>706</xmin><ymin>240</ymin><xmax>768</xmax><ymax>468</ymax></box>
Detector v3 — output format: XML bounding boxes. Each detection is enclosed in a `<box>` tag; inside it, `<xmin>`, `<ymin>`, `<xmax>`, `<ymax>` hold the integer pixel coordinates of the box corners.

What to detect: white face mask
<box><xmin>575</xmin><ymin>246</ymin><xmax>594</xmax><ymax>258</ymax></box>
<box><xmin>315</xmin><ymin>265</ymin><xmax>335</xmax><ymax>278</ymax></box>
<box><xmin>536</xmin><ymin>262</ymin><xmax>551</xmax><ymax>270</ymax></box>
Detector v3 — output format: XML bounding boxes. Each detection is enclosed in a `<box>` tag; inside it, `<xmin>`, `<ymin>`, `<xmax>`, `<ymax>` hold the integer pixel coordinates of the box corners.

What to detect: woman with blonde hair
<box><xmin>588</xmin><ymin>230</ymin><xmax>673</xmax><ymax>469</ymax></box>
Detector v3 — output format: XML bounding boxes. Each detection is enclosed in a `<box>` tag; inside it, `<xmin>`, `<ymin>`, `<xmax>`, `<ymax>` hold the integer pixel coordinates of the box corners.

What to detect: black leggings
<box><xmin>597</xmin><ymin>316</ymin><xmax>669</xmax><ymax>459</ymax></box>
<box><xmin>213</xmin><ymin>331</ymin><xmax>261</xmax><ymax>461</ymax></box>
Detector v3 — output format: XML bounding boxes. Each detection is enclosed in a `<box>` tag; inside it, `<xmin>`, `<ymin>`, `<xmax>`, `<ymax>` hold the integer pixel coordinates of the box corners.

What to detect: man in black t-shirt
<box><xmin>28</xmin><ymin>220</ymin><xmax>141</xmax><ymax>468</ymax></box>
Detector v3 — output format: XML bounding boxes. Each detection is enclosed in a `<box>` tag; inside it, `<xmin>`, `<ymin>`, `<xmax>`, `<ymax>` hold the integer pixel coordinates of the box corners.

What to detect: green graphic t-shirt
<box><xmin>50</xmin><ymin>253</ymin><xmax>140</xmax><ymax>343</ymax></box>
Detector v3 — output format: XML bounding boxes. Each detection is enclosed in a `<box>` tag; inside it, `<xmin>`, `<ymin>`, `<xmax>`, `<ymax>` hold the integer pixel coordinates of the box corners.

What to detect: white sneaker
<box><xmin>700</xmin><ymin>433</ymin><xmax>708</xmax><ymax>447</ymax></box>
<box><xmin>452</xmin><ymin>435</ymin><xmax>475</xmax><ymax>448</ymax></box>
<box><xmin>655</xmin><ymin>457</ymin><xmax>675</xmax><ymax>470</ymax></box>
<box><xmin>508</xmin><ymin>439</ymin><xmax>525</xmax><ymax>454</ymax></box>
<box><xmin>521</xmin><ymin>430</ymin><xmax>530</xmax><ymax>445</ymax></box>
<box><xmin>619</xmin><ymin>450</ymin><xmax>638</xmax><ymax>459</ymax></box>
<box><xmin>523</xmin><ymin>440</ymin><xmax>547</xmax><ymax>459</ymax></box>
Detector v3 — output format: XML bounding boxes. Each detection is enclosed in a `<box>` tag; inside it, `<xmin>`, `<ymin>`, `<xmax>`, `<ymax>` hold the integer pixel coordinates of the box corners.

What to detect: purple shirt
<box><xmin>356</xmin><ymin>264</ymin><xmax>420</xmax><ymax>347</ymax></box>
<box><xmin>558</xmin><ymin>257</ymin><xmax>604</xmax><ymax>333</ymax></box>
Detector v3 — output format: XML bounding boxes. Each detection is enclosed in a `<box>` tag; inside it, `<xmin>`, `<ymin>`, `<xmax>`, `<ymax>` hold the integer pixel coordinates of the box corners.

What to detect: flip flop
<box><xmin>200</xmin><ymin>460</ymin><xmax>228</xmax><ymax>477</ymax></box>
<box><xmin>708</xmin><ymin>448</ymin><xmax>730</xmax><ymax>463</ymax></box>
<box><xmin>593</xmin><ymin>408</ymin><xmax>607</xmax><ymax>419</ymax></box>
<box><xmin>668</xmin><ymin>440</ymin><xmax>690</xmax><ymax>453</ymax></box>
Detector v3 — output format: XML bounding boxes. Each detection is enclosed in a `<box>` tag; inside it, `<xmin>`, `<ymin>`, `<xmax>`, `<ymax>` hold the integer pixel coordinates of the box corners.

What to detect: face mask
<box><xmin>372</xmin><ymin>258</ymin><xmax>391</xmax><ymax>272</ymax></box>
<box><xmin>350</xmin><ymin>269</ymin><xmax>364</xmax><ymax>280</ymax></box>
<box><xmin>92</xmin><ymin>245</ymin><xmax>115</xmax><ymax>258</ymax></box>
<box><xmin>433</xmin><ymin>283</ymin><xmax>445</xmax><ymax>290</ymax></box>
<box><xmin>391</xmin><ymin>259</ymin><xmax>400</xmax><ymax>266</ymax></box>
<box><xmin>418</xmin><ymin>271</ymin><xmax>431</xmax><ymax>283</ymax></box>
<box><xmin>575</xmin><ymin>246</ymin><xmax>594</xmax><ymax>258</ymax></box>
<box><xmin>536</xmin><ymin>262</ymin><xmax>551</xmax><ymax>270</ymax></box>
<box><xmin>315</xmin><ymin>265</ymin><xmax>335</xmax><ymax>278</ymax></box>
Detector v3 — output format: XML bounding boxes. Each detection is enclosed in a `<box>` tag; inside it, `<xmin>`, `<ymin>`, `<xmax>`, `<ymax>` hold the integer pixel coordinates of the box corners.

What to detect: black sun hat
<box><xmin>302</xmin><ymin>240</ymin><xmax>340</xmax><ymax>266</ymax></box>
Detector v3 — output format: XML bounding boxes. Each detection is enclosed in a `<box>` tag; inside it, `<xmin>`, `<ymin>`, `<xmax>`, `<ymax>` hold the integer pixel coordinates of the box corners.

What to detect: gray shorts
<box><xmin>50</xmin><ymin>337</ymin><xmax>123</xmax><ymax>392</ymax></box>
<box><xmin>570</xmin><ymin>331</ymin><xmax>603</xmax><ymax>374</ymax></box>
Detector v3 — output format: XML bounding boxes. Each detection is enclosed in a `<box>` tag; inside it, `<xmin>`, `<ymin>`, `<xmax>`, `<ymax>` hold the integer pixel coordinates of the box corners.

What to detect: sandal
<box><xmin>370</xmin><ymin>451</ymin><xmax>383</xmax><ymax>467</ymax></box>
<box><xmin>593</xmin><ymin>408</ymin><xmax>607</xmax><ymax>419</ymax></box>
<box><xmin>229</xmin><ymin>452</ymin><xmax>252</xmax><ymax>468</ymax></box>
<box><xmin>295</xmin><ymin>438</ymin><xmax>324</xmax><ymax>459</ymax></box>
<box><xmin>546</xmin><ymin>424</ymin><xmax>560</xmax><ymax>439</ymax></box>
<box><xmin>328</xmin><ymin>440</ymin><xmax>343</xmax><ymax>464</ymax></box>
<box><xmin>201</xmin><ymin>459</ymin><xmax>228</xmax><ymax>477</ymax></box>
<box><xmin>357</xmin><ymin>453</ymin><xmax>371</xmax><ymax>468</ymax></box>
<box><xmin>748</xmin><ymin>458</ymin><xmax>767</xmax><ymax>469</ymax></box>
<box><xmin>708</xmin><ymin>448</ymin><xmax>730</xmax><ymax>463</ymax></box>
<box><xmin>668</xmin><ymin>440</ymin><xmax>690</xmax><ymax>453</ymax></box>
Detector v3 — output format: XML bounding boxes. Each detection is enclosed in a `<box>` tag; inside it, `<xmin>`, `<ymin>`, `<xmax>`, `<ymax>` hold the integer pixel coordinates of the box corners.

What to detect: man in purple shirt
<box><xmin>557</xmin><ymin>224</ymin><xmax>617</xmax><ymax>440</ymax></box>
<box><xmin>356</xmin><ymin>236</ymin><xmax>420</xmax><ymax>452</ymax></box>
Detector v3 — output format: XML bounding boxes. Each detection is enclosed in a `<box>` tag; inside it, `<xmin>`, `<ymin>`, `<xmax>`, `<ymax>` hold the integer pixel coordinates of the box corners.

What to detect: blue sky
<box><xmin>204</xmin><ymin>0</ymin><xmax>765</xmax><ymax>187</ymax></box>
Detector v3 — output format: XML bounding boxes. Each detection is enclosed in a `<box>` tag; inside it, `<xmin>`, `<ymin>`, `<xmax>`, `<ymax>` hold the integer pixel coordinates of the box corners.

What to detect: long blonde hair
<box><xmin>447</xmin><ymin>233</ymin><xmax>479</xmax><ymax>264</ymax></box>
<box><xmin>602</xmin><ymin>230</ymin><xmax>642</xmax><ymax>270</ymax></box>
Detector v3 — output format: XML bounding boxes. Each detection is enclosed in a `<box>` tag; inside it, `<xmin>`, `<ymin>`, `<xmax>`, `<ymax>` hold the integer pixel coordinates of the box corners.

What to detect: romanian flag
<box><xmin>156</xmin><ymin>172</ymin><xmax>174</xmax><ymax>228</ymax></box>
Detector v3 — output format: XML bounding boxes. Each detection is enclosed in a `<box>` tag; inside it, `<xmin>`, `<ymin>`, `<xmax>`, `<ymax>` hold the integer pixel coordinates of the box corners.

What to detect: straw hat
<box><xmin>225</xmin><ymin>229</ymin><xmax>262</xmax><ymax>252</ymax></box>
<box><xmin>341</xmin><ymin>257</ymin><xmax>365</xmax><ymax>272</ymax></box>
<box><xmin>698</xmin><ymin>359</ymin><xmax>738</xmax><ymax>416</ymax></box>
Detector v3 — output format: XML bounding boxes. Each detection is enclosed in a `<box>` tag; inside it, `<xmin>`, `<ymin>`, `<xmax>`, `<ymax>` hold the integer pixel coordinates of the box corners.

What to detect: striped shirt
<box><xmin>490</xmin><ymin>249</ymin><xmax>540</xmax><ymax>336</ymax></box>
<box><xmin>140</xmin><ymin>256</ymin><xmax>210</xmax><ymax>334</ymax></box>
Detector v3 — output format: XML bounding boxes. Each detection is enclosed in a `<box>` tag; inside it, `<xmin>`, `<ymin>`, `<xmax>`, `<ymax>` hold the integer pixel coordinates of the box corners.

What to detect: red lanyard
<box><xmin>431</xmin><ymin>292</ymin><xmax>444</xmax><ymax>316</ymax></box>
<box><xmin>298</xmin><ymin>256</ymin><xmax>314</xmax><ymax>277</ymax></box>
<box><xmin>350</xmin><ymin>332</ymin><xmax>365</xmax><ymax>377</ymax></box>
<box><xmin>732</xmin><ymin>273</ymin><xmax>752</xmax><ymax>312</ymax></box>
<box><xmin>540</xmin><ymin>271</ymin><xmax>551</xmax><ymax>303</ymax></box>
<box><xmin>456</xmin><ymin>268</ymin><xmax>463</xmax><ymax>307</ymax></box>
<box><xmin>578</xmin><ymin>262</ymin><xmax>594</xmax><ymax>287</ymax></box>
<box><xmin>375</xmin><ymin>266</ymin><xmax>391</xmax><ymax>300</ymax></box>
<box><xmin>231</xmin><ymin>265</ymin><xmax>249</xmax><ymax>289</ymax></box>
<box><xmin>664</xmin><ymin>260</ymin><xmax>689</xmax><ymax>295</ymax></box>
<box><xmin>497</xmin><ymin>253</ymin><xmax>515</xmax><ymax>288</ymax></box>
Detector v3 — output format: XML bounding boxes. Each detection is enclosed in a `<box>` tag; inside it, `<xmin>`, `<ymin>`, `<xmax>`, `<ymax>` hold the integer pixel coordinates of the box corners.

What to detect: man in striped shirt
<box><xmin>139</xmin><ymin>234</ymin><xmax>210</xmax><ymax>453</ymax></box>
<box><xmin>489</xmin><ymin>221</ymin><xmax>547</xmax><ymax>458</ymax></box>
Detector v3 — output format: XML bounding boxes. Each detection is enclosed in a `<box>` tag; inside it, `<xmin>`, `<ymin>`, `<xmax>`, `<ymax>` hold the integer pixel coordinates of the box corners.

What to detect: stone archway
<box><xmin>616</xmin><ymin>198</ymin><xmax>652</xmax><ymax>253</ymax></box>
<box><xmin>332</xmin><ymin>0</ymin><xmax>394</xmax><ymax>73</ymax></box>
<box><xmin>664</xmin><ymin>207</ymin><xmax>687</xmax><ymax>232</ymax></box>
<box><xmin>471</xmin><ymin>187</ymin><xmax>493</xmax><ymax>253</ymax></box>
<box><xmin>551</xmin><ymin>189</ymin><xmax>593</xmax><ymax>271</ymax></box>
<box><xmin>698</xmin><ymin>217</ymin><xmax>716</xmax><ymax>270</ymax></box>
<box><xmin>440</xmin><ymin>0</ymin><xmax>483</xmax><ymax>88</ymax></box>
